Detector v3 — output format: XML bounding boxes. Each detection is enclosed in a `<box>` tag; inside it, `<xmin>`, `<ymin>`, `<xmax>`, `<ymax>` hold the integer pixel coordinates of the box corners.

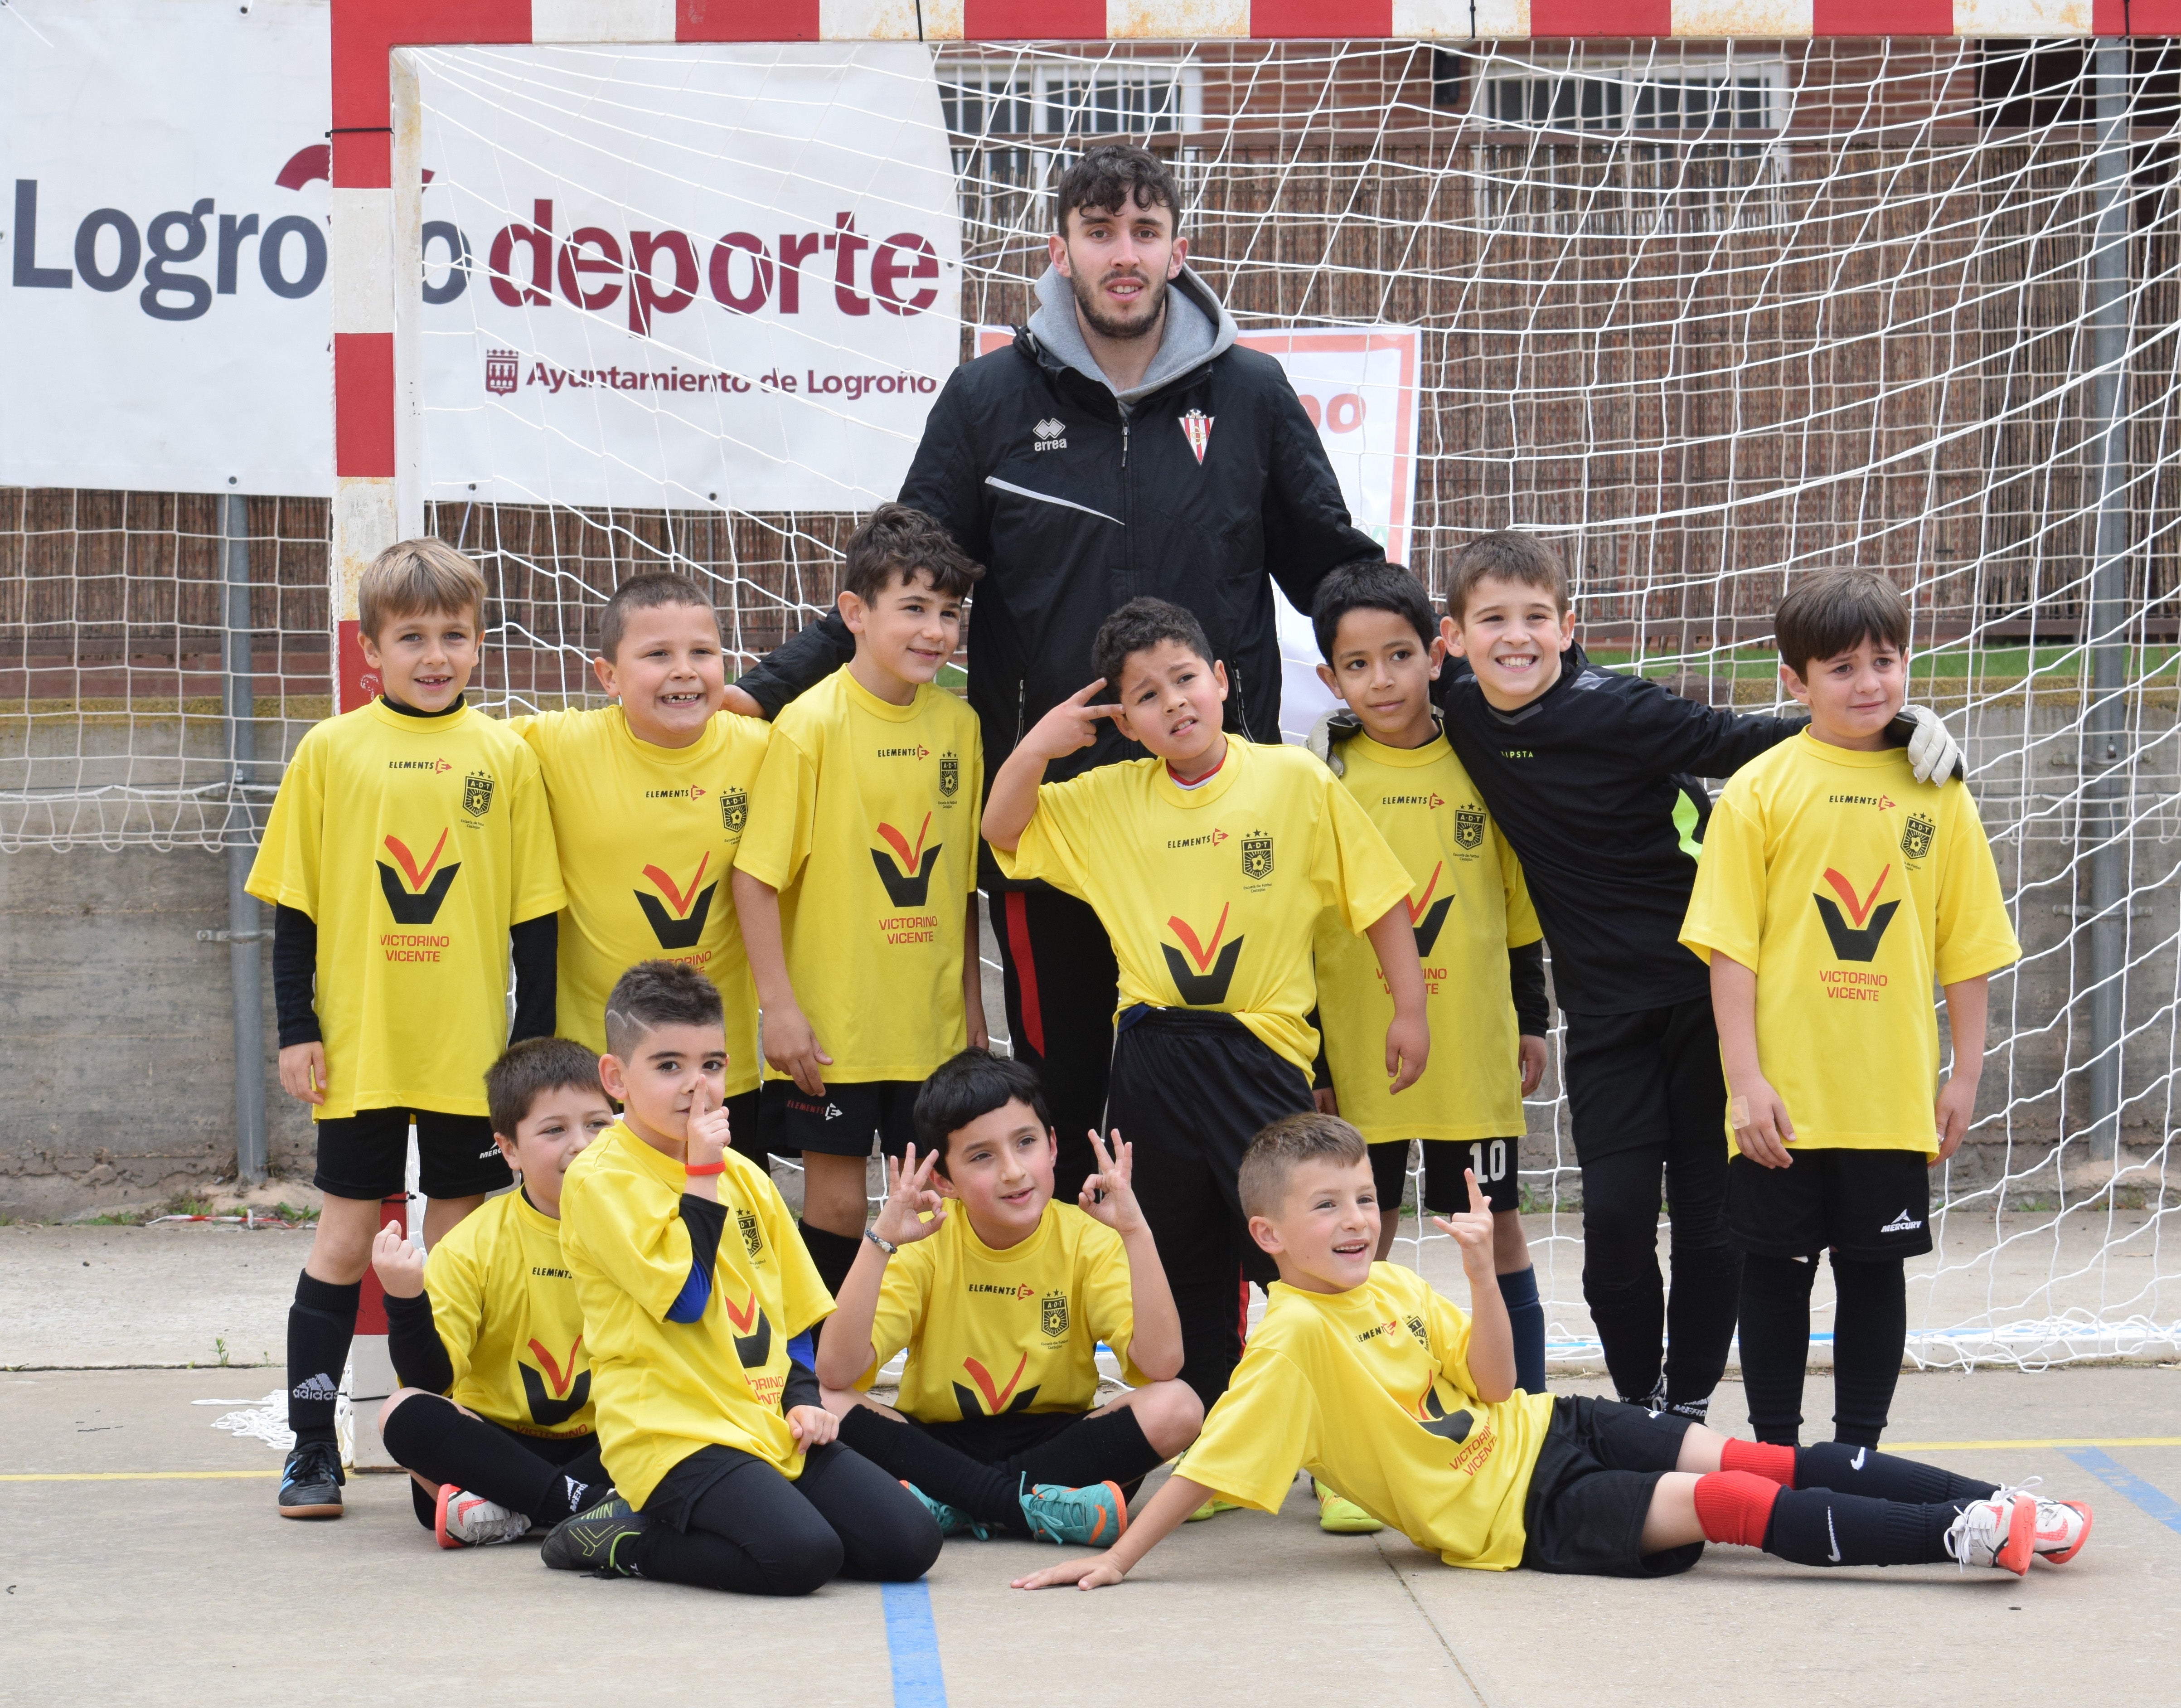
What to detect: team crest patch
<box><xmin>1040</xmin><ymin>1291</ymin><xmax>1070</xmax><ymax>1338</ymax></box>
<box><xmin>1241</xmin><ymin>831</ymin><xmax>1275</xmax><ymax>883</ymax></box>
<box><xmin>1900</xmin><ymin>812</ymin><xmax>1936</xmax><ymax>861</ymax></box>
<box><xmin>1179</xmin><ymin>408</ymin><xmax>1214</xmax><ymax>465</ymax></box>
<box><xmin>721</xmin><ymin>787</ymin><xmax>748</xmax><ymax>835</ymax></box>
<box><xmin>1406</xmin><ymin>1313</ymin><xmax>1429</xmax><ymax>1349</ymax></box>
<box><xmin>461</xmin><ymin>772</ymin><xmax>495</xmax><ymax>819</ymax></box>
<box><xmin>1453</xmin><ymin>807</ymin><xmax>1485</xmax><ymax>851</ymax></box>
<box><xmin>737</xmin><ymin>1209</ymin><xmax>763</xmax><ymax>1258</ymax></box>
<box><xmin>939</xmin><ymin>752</ymin><xmax>959</xmax><ymax>798</ymax></box>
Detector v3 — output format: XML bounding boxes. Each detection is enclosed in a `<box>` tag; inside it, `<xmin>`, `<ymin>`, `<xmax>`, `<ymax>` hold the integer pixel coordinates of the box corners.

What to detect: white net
<box><xmin>12</xmin><ymin>36</ymin><xmax>2178</xmax><ymax>1365</ymax></box>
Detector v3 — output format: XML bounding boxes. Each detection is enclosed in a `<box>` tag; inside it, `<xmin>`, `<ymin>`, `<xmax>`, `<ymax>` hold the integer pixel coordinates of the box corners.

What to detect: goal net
<box><xmin>14</xmin><ymin>34</ymin><xmax>2178</xmax><ymax>1370</ymax></box>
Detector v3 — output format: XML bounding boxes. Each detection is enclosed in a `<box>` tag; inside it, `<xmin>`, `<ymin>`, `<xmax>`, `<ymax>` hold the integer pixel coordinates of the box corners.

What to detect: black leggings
<box><xmin>1739</xmin><ymin>1252</ymin><xmax>1908</xmax><ymax>1448</ymax></box>
<box><xmin>836</xmin><ymin>1404</ymin><xmax>1163</xmax><ymax>1534</ymax></box>
<box><xmin>630</xmin><ymin>1441</ymin><xmax>940</xmax><ymax>1596</ymax></box>
<box><xmin>381</xmin><ymin>1393</ymin><xmax>608</xmax><ymax>1528</ymax></box>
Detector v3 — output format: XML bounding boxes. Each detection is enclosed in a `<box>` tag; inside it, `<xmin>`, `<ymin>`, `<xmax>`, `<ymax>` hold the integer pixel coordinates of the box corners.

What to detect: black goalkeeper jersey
<box><xmin>1433</xmin><ymin>643</ymin><xmax>1803</xmax><ymax>1017</ymax></box>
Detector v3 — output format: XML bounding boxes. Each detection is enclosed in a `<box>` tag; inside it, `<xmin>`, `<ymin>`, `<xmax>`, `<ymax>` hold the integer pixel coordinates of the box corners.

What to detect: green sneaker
<box><xmin>541</xmin><ymin>1495</ymin><xmax>645</xmax><ymax>1577</ymax></box>
<box><xmin>900</xmin><ymin>1480</ymin><xmax>991</xmax><ymax>1540</ymax></box>
<box><xmin>1315</xmin><ymin>1479</ymin><xmax>1383</xmax><ymax>1534</ymax></box>
<box><xmin>1019</xmin><ymin>1477</ymin><xmax>1128</xmax><ymax>1547</ymax></box>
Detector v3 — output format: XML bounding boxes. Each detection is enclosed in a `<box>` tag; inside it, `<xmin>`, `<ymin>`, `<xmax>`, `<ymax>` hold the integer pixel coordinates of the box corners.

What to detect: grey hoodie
<box><xmin>1027</xmin><ymin>262</ymin><xmax>1238</xmax><ymax>412</ymax></box>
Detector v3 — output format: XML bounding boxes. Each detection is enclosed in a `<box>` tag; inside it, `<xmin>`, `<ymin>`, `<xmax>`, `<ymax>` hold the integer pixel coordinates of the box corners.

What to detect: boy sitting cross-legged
<box><xmin>815</xmin><ymin>1049</ymin><xmax>1203</xmax><ymax>1545</ymax></box>
<box><xmin>372</xmin><ymin>1037</ymin><xmax>618</xmax><ymax>1549</ymax></box>
<box><xmin>982</xmin><ymin>596</ymin><xmax>1424</xmax><ymax>1411</ymax></box>
<box><xmin>1015</xmin><ymin>1113</ymin><xmax>2091</xmax><ymax>1593</ymax></box>
<box><xmin>546</xmin><ymin>959</ymin><xmax>940</xmax><ymax>1594</ymax></box>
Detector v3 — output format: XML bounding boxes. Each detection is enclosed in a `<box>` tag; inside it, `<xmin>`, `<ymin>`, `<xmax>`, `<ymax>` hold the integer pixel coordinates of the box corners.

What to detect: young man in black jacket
<box><xmin>727</xmin><ymin>144</ymin><xmax>1379</xmax><ymax>1196</ymax></box>
<box><xmin>1313</xmin><ymin>534</ymin><xmax>1963</xmax><ymax>1424</ymax></box>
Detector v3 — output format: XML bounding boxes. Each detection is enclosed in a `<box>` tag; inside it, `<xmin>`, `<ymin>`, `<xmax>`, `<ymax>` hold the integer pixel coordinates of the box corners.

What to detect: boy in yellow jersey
<box><xmin>546</xmin><ymin>960</ymin><xmax>940</xmax><ymax>1592</ymax></box>
<box><xmin>1308</xmin><ymin>562</ymin><xmax>1551</xmax><ymax>1409</ymax></box>
<box><xmin>983</xmin><ymin>596</ymin><xmax>1424</xmax><ymax>1408</ymax></box>
<box><xmin>509</xmin><ymin>573</ymin><xmax>771</xmax><ymax>1162</ymax></box>
<box><xmin>1014</xmin><ymin>1113</ymin><xmax>2091</xmax><ymax>1592</ymax></box>
<box><xmin>1681</xmin><ymin>571</ymin><xmax>2021</xmax><ymax>1450</ymax></box>
<box><xmin>815</xmin><ymin>1050</ymin><xmax>1202</xmax><ymax>1544</ymax></box>
<box><xmin>248</xmin><ymin>539</ymin><xmax>563</xmax><ymax>1521</ymax></box>
<box><xmin>733</xmin><ymin>505</ymin><xmax>988</xmax><ymax>1297</ymax></box>
<box><xmin>370</xmin><ymin>1037</ymin><xmax>616</xmax><ymax>1548</ymax></box>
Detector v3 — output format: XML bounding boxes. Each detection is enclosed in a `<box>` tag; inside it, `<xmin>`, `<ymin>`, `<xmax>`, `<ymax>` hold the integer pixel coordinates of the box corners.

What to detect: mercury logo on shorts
<box><xmin>377</xmin><ymin>828</ymin><xmax>460</xmax><ymax>924</ymax></box>
<box><xmin>1813</xmin><ymin>864</ymin><xmax>1898</xmax><ymax>962</ymax></box>
<box><xmin>1879</xmin><ymin>1208</ymin><xmax>1924</xmax><ymax>1234</ymax></box>
<box><xmin>1163</xmin><ymin>903</ymin><xmax>1244</xmax><ymax>1004</ymax></box>
<box><xmin>636</xmin><ymin>854</ymin><xmax>716</xmax><ymax>950</ymax></box>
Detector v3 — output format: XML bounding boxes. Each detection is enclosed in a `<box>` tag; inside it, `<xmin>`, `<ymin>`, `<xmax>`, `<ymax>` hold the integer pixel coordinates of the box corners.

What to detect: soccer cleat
<box><xmin>1019</xmin><ymin>1478</ymin><xmax>1128</xmax><ymax>1547</ymax></box>
<box><xmin>434</xmin><ymin>1485</ymin><xmax>533</xmax><ymax>1549</ymax></box>
<box><xmin>900</xmin><ymin>1480</ymin><xmax>990</xmax><ymax>1541</ymax></box>
<box><xmin>1185</xmin><ymin>1497</ymin><xmax>1244</xmax><ymax>1523</ymax></box>
<box><xmin>1992</xmin><ymin>1481</ymin><xmax>2092</xmax><ymax>1565</ymax></box>
<box><xmin>1315</xmin><ymin>1479</ymin><xmax>1383</xmax><ymax>1534</ymax></box>
<box><xmin>276</xmin><ymin>1439</ymin><xmax>344</xmax><ymax>1520</ymax></box>
<box><xmin>1944</xmin><ymin>1494</ymin><xmax>2035</xmax><ymax>1576</ymax></box>
<box><xmin>541</xmin><ymin>1495</ymin><xmax>645</xmax><ymax>1577</ymax></box>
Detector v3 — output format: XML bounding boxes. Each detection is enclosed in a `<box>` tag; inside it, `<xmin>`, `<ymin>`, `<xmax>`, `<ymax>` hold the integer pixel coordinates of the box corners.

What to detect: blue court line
<box><xmin>881</xmin><ymin>1580</ymin><xmax>948</xmax><ymax>1708</ymax></box>
<box><xmin>2064</xmin><ymin>1446</ymin><xmax>2181</xmax><ymax>1537</ymax></box>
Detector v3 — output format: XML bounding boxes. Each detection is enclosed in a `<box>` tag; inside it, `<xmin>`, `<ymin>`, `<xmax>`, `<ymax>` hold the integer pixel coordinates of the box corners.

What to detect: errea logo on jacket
<box><xmin>1033</xmin><ymin>417</ymin><xmax>1067</xmax><ymax>451</ymax></box>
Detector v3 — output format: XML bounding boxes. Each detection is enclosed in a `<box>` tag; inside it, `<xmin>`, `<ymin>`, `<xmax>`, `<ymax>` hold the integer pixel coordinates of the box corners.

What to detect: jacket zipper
<box><xmin>1014</xmin><ymin>679</ymin><xmax>1027</xmax><ymax>746</ymax></box>
<box><xmin>1232</xmin><ymin>665</ymin><xmax>1250</xmax><ymax>742</ymax></box>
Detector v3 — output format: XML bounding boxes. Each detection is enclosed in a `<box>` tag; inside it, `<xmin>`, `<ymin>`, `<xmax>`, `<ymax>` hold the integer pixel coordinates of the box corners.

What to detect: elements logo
<box><xmin>1454</xmin><ymin>807</ymin><xmax>1486</xmax><ymax>851</ymax></box>
<box><xmin>721</xmin><ymin>786</ymin><xmax>748</xmax><ymax>835</ymax></box>
<box><xmin>1813</xmin><ymin>864</ymin><xmax>1899</xmax><ymax>962</ymax></box>
<box><xmin>485</xmin><ymin>349</ymin><xmax>521</xmax><ymax>395</ymax></box>
<box><xmin>461</xmin><ymin>770</ymin><xmax>495</xmax><ymax>819</ymax></box>
<box><xmin>1179</xmin><ymin>408</ymin><xmax>1214</xmax><ymax>465</ymax></box>
<box><xmin>737</xmin><ymin>1208</ymin><xmax>763</xmax><ymax>1258</ymax></box>
<box><xmin>871</xmin><ymin>811</ymin><xmax>941</xmax><ymax>906</ymax></box>
<box><xmin>519</xmin><ymin>1336</ymin><xmax>590</xmax><ymax>1427</ymax></box>
<box><xmin>377</xmin><ymin>829</ymin><xmax>461</xmax><ymax>924</ymax></box>
<box><xmin>954</xmin><ymin>1352</ymin><xmax>1040</xmax><ymax>1418</ymax></box>
<box><xmin>1900</xmin><ymin>812</ymin><xmax>1936</xmax><ymax>861</ymax></box>
<box><xmin>722</xmin><ymin>1289</ymin><xmax>772</xmax><ymax>1371</ymax></box>
<box><xmin>1406</xmin><ymin>862</ymin><xmax>1456</xmax><ymax>957</ymax></box>
<box><xmin>1032</xmin><ymin>417</ymin><xmax>1067</xmax><ymax>452</ymax></box>
<box><xmin>1241</xmin><ymin>830</ymin><xmax>1275</xmax><ymax>883</ymax></box>
<box><xmin>938</xmin><ymin>751</ymin><xmax>959</xmax><ymax>798</ymax></box>
<box><xmin>636</xmin><ymin>853</ymin><xmax>716</xmax><ymax>950</ymax></box>
<box><xmin>1163</xmin><ymin>902</ymin><xmax>1245</xmax><ymax>1004</ymax></box>
<box><xmin>1040</xmin><ymin>1291</ymin><xmax>1070</xmax><ymax>1339</ymax></box>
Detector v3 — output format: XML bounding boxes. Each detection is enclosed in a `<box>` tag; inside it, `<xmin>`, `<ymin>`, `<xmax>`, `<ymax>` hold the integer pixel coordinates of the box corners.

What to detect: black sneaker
<box><xmin>1664</xmin><ymin>1395</ymin><xmax>1711</xmax><ymax>1426</ymax></box>
<box><xmin>541</xmin><ymin>1495</ymin><xmax>645</xmax><ymax>1577</ymax></box>
<box><xmin>277</xmin><ymin>1439</ymin><xmax>345</xmax><ymax>1520</ymax></box>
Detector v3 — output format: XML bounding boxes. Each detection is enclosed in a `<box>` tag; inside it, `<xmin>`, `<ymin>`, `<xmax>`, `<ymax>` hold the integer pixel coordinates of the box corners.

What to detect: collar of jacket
<box><xmin>1019</xmin><ymin>262</ymin><xmax>1237</xmax><ymax>412</ymax></box>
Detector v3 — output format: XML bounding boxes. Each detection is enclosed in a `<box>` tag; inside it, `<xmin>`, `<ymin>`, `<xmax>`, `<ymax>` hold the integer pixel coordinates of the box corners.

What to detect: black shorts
<box><xmin>722</xmin><ymin>1088</ymin><xmax>769</xmax><ymax>1168</ymax></box>
<box><xmin>769</xmin><ymin>1078</ymin><xmax>918</xmax><ymax>1160</ymax></box>
<box><xmin>1369</xmin><ymin>1137</ymin><xmax>1521</xmax><ymax>1217</ymax></box>
<box><xmin>1521</xmin><ymin>1395</ymin><xmax>1703</xmax><ymax>1577</ymax></box>
<box><xmin>1561</xmin><ymin>998</ymin><xmax>1726</xmax><ymax>1167</ymax></box>
<box><xmin>913</xmin><ymin>1408</ymin><xmax>1087</xmax><ymax>1464</ymax></box>
<box><xmin>1726</xmin><ymin>1148</ymin><xmax>1934</xmax><ymax>1261</ymax></box>
<box><xmin>313</xmin><ymin>1107</ymin><xmax>508</xmax><ymax>1202</ymax></box>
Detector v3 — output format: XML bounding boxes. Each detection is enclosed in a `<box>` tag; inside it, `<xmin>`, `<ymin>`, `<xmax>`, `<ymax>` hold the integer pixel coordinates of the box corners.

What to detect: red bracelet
<box><xmin>685</xmin><ymin>1160</ymin><xmax>727</xmax><ymax>1177</ymax></box>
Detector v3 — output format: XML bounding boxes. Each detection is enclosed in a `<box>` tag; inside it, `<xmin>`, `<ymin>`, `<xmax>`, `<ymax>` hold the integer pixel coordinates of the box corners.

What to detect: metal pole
<box><xmin>2084</xmin><ymin>42</ymin><xmax>2133</xmax><ymax>1166</ymax></box>
<box><xmin>223</xmin><ymin>492</ymin><xmax>267</xmax><ymax>1185</ymax></box>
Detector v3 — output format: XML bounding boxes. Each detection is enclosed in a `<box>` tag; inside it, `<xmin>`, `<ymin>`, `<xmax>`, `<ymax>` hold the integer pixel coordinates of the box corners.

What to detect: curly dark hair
<box><xmin>842</xmin><ymin>503</ymin><xmax>984</xmax><ymax>604</ymax></box>
<box><xmin>1054</xmin><ymin>143</ymin><xmax>1182</xmax><ymax>234</ymax></box>
<box><xmin>1090</xmin><ymin>596</ymin><xmax>1213</xmax><ymax>692</ymax></box>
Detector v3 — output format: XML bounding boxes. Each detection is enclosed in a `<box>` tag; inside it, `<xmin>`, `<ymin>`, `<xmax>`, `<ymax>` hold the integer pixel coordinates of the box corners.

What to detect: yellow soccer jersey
<box><xmin>1178</xmin><ymin>1263</ymin><xmax>1555</xmax><ymax>1570</ymax></box>
<box><xmin>735</xmin><ymin>666</ymin><xmax>983</xmax><ymax>1083</ymax></box>
<box><xmin>992</xmin><ymin>738</ymin><xmax>1413</xmax><ymax>1076</ymax></box>
<box><xmin>1315</xmin><ymin>733</ymin><xmax>1542</xmax><ymax>1142</ymax></box>
<box><xmin>421</xmin><ymin>1187</ymin><xmax>594</xmax><ymax>1439</ymax></box>
<box><xmin>246</xmin><ymin>700</ymin><xmax>563</xmax><ymax>1120</ymax></box>
<box><xmin>558</xmin><ymin>1121</ymin><xmax>833</xmax><ymax>1506</ymax></box>
<box><xmin>513</xmin><ymin>706</ymin><xmax>771</xmax><ymax>1087</ymax></box>
<box><xmin>1680</xmin><ymin>732</ymin><xmax>2020</xmax><ymax>1155</ymax></box>
<box><xmin>857</xmin><ymin>1201</ymin><xmax>1151</xmax><ymax>1425</ymax></box>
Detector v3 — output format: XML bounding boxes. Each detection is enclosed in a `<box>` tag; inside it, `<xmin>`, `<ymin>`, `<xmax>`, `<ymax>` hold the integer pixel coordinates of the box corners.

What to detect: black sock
<box><xmin>1498</xmin><ymin>1267</ymin><xmax>1548</xmax><ymax>1396</ymax></box>
<box><xmin>1829</xmin><ymin>1256</ymin><xmax>1907</xmax><ymax>1448</ymax></box>
<box><xmin>1762</xmin><ymin>1487</ymin><xmax>1960</xmax><ymax>1567</ymax></box>
<box><xmin>1015</xmin><ymin>1407</ymin><xmax>1161</xmax><ymax>1505</ymax></box>
<box><xmin>799</xmin><ymin>1223</ymin><xmax>863</xmax><ymax>1298</ymax></box>
<box><xmin>836</xmin><ymin>1406</ymin><xmax>1020</xmax><ymax>1528</ymax></box>
<box><xmin>286</xmin><ymin>1271</ymin><xmax>360</xmax><ymax>1448</ymax></box>
<box><xmin>379</xmin><ymin>1392</ymin><xmax>608</xmax><ymax>1526</ymax></box>
<box><xmin>1794</xmin><ymin>1440</ymin><xmax>1995</xmax><ymax>1505</ymax></box>
<box><xmin>1736</xmin><ymin>1253</ymin><xmax>1817</xmax><ymax>1446</ymax></box>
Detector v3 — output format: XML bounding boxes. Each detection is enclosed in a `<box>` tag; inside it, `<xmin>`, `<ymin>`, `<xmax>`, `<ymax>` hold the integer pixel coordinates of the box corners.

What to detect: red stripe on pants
<box><xmin>1237</xmin><ymin>1274</ymin><xmax>1251</xmax><ymax>1349</ymax></box>
<box><xmin>1003</xmin><ymin>891</ymin><xmax>1046</xmax><ymax>1057</ymax></box>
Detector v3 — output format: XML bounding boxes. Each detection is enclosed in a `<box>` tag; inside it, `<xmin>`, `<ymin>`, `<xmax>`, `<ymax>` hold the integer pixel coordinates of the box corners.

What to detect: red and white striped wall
<box><xmin>328</xmin><ymin>0</ymin><xmax>2175</xmax><ymax>709</ymax></box>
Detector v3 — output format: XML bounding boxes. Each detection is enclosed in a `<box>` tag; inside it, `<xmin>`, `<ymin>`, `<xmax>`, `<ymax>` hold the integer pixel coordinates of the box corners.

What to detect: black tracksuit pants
<box><xmin>992</xmin><ymin>886</ymin><xmax>1120</xmax><ymax>1206</ymax></box>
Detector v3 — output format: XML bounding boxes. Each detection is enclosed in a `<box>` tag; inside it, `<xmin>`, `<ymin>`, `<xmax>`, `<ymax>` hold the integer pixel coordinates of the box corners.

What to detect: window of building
<box><xmin>1474</xmin><ymin>55</ymin><xmax>1787</xmax><ymax>135</ymax></box>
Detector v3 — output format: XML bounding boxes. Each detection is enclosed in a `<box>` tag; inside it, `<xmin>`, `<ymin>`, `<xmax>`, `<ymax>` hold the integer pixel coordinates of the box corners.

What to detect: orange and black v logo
<box><xmin>377</xmin><ymin>830</ymin><xmax>460</xmax><ymax>924</ymax></box>
<box><xmin>1813</xmin><ymin>865</ymin><xmax>1898</xmax><ymax>963</ymax></box>
<box><xmin>1416</xmin><ymin>1384</ymin><xmax>1473</xmax><ymax>1443</ymax></box>
<box><xmin>951</xmin><ymin>1352</ymin><xmax>1040</xmax><ymax>1419</ymax></box>
<box><xmin>1406</xmin><ymin>862</ymin><xmax>1455</xmax><ymax>958</ymax></box>
<box><xmin>1162</xmin><ymin>903</ymin><xmax>1244</xmax><ymax>1004</ymax></box>
<box><xmin>518</xmin><ymin>1336</ymin><xmax>590</xmax><ymax>1427</ymax></box>
<box><xmin>871</xmin><ymin>813</ymin><xmax>941</xmax><ymax>907</ymax></box>
<box><xmin>722</xmin><ymin>1288</ymin><xmax>772</xmax><ymax>1370</ymax></box>
<box><xmin>636</xmin><ymin>853</ymin><xmax>716</xmax><ymax>949</ymax></box>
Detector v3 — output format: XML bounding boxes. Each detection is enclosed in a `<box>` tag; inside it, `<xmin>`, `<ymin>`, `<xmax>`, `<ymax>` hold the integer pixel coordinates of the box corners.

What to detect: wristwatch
<box><xmin>864</xmin><ymin>1228</ymin><xmax>899</xmax><ymax>1257</ymax></box>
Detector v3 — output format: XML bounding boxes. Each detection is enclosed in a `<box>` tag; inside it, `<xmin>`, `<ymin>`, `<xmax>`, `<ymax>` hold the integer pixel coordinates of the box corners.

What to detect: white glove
<box><xmin>1305</xmin><ymin>708</ymin><xmax>1363</xmax><ymax>777</ymax></box>
<box><xmin>1898</xmin><ymin>704</ymin><xmax>1964</xmax><ymax>785</ymax></box>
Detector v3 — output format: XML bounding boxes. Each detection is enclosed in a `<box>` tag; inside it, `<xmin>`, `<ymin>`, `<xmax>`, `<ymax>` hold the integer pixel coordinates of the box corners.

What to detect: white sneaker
<box><xmin>435</xmin><ymin>1485</ymin><xmax>533</xmax><ymax>1549</ymax></box>
<box><xmin>1993</xmin><ymin>1481</ymin><xmax>2093</xmax><ymax>1565</ymax></box>
<box><xmin>1944</xmin><ymin>1494</ymin><xmax>2034</xmax><ymax>1576</ymax></box>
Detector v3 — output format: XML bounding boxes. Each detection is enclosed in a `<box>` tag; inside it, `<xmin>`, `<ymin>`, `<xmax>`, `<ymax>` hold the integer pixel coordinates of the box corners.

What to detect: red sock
<box><xmin>1692</xmin><ymin>1471</ymin><xmax>1782</xmax><ymax>1548</ymax></box>
<box><xmin>1720</xmin><ymin>1439</ymin><xmax>1797</xmax><ymax>1488</ymax></box>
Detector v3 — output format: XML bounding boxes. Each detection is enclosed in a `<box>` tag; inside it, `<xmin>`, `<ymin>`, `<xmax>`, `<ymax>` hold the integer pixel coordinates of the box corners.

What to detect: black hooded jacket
<box><xmin>732</xmin><ymin>270</ymin><xmax>1381</xmax><ymax>885</ymax></box>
